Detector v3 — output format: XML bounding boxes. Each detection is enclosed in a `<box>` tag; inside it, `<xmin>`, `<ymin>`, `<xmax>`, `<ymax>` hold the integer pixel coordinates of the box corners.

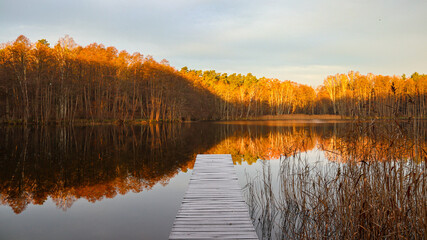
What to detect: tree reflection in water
<box><xmin>0</xmin><ymin>124</ymin><xmax>223</xmax><ymax>214</ymax></box>
<box><xmin>240</xmin><ymin>120</ymin><xmax>426</xmax><ymax>239</ymax></box>
<box><xmin>1</xmin><ymin>120</ymin><xmax>425</xmax><ymax>216</ymax></box>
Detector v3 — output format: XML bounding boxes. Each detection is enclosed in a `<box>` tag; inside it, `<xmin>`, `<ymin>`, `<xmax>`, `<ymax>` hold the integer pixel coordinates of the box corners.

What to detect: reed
<box><xmin>244</xmin><ymin>120</ymin><xmax>426</xmax><ymax>239</ymax></box>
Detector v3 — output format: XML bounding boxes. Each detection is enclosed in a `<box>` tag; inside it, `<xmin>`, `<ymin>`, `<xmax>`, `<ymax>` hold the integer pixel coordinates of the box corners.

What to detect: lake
<box><xmin>1</xmin><ymin>120</ymin><xmax>425</xmax><ymax>239</ymax></box>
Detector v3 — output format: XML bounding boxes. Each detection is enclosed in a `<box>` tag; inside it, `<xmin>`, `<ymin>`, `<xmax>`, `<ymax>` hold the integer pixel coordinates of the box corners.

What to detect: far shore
<box><xmin>1</xmin><ymin>114</ymin><xmax>425</xmax><ymax>126</ymax></box>
<box><xmin>248</xmin><ymin>114</ymin><xmax>343</xmax><ymax>120</ymax></box>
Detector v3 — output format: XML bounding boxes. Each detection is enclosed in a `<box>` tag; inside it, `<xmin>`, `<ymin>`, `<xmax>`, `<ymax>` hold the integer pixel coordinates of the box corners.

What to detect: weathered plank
<box><xmin>169</xmin><ymin>154</ymin><xmax>258</xmax><ymax>240</ymax></box>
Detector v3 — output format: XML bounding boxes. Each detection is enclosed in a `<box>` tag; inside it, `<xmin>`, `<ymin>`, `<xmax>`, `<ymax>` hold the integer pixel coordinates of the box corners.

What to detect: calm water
<box><xmin>0</xmin><ymin>121</ymin><xmax>424</xmax><ymax>239</ymax></box>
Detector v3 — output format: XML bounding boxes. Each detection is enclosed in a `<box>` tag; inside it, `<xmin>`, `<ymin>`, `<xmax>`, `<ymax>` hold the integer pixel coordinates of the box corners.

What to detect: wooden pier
<box><xmin>169</xmin><ymin>154</ymin><xmax>258</xmax><ymax>239</ymax></box>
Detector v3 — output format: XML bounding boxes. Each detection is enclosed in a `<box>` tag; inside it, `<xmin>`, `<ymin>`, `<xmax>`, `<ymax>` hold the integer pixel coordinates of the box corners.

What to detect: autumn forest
<box><xmin>0</xmin><ymin>35</ymin><xmax>426</xmax><ymax>124</ymax></box>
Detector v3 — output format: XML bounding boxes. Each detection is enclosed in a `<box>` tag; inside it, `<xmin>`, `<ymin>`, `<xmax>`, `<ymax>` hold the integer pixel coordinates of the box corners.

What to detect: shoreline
<box><xmin>1</xmin><ymin>114</ymin><xmax>425</xmax><ymax>126</ymax></box>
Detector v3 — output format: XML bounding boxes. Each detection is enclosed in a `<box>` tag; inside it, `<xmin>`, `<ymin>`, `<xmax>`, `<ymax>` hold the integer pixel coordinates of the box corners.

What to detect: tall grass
<box><xmin>244</xmin><ymin>121</ymin><xmax>426</xmax><ymax>239</ymax></box>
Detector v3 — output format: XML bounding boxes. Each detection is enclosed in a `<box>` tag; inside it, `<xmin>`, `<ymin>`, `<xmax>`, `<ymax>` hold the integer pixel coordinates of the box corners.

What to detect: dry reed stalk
<box><xmin>244</xmin><ymin>120</ymin><xmax>426</xmax><ymax>239</ymax></box>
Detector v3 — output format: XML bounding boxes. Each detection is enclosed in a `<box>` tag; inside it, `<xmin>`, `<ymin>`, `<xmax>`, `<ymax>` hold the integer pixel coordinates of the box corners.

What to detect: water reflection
<box><xmin>1</xmin><ymin>121</ymin><xmax>424</xmax><ymax>215</ymax></box>
<box><xmin>210</xmin><ymin>120</ymin><xmax>425</xmax><ymax>164</ymax></box>
<box><xmin>233</xmin><ymin>120</ymin><xmax>426</xmax><ymax>240</ymax></box>
<box><xmin>319</xmin><ymin>120</ymin><xmax>426</xmax><ymax>163</ymax></box>
<box><xmin>0</xmin><ymin>124</ymin><xmax>224</xmax><ymax>214</ymax></box>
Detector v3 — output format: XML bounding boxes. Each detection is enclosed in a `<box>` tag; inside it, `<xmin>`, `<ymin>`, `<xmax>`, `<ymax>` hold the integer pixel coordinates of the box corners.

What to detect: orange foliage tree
<box><xmin>1</xmin><ymin>35</ymin><xmax>426</xmax><ymax>124</ymax></box>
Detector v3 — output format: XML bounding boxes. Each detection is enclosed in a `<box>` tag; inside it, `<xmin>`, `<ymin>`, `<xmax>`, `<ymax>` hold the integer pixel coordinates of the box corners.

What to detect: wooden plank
<box><xmin>169</xmin><ymin>232</ymin><xmax>259</xmax><ymax>239</ymax></box>
<box><xmin>179</xmin><ymin>206</ymin><xmax>248</xmax><ymax>209</ymax></box>
<box><xmin>169</xmin><ymin>154</ymin><xmax>258</xmax><ymax>240</ymax></box>
<box><xmin>171</xmin><ymin>228</ymin><xmax>258</xmax><ymax>232</ymax></box>
<box><xmin>173</xmin><ymin>220</ymin><xmax>253</xmax><ymax>224</ymax></box>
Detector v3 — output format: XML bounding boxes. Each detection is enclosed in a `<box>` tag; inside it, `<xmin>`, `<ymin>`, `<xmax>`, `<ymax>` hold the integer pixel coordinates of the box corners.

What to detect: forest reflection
<box><xmin>0</xmin><ymin>124</ymin><xmax>223</xmax><ymax>214</ymax></box>
<box><xmin>208</xmin><ymin>120</ymin><xmax>425</xmax><ymax>164</ymax></box>
<box><xmin>1</xmin><ymin>121</ymin><xmax>425</xmax><ymax>214</ymax></box>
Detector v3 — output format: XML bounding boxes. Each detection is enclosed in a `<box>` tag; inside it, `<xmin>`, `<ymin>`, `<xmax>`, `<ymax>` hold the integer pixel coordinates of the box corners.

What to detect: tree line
<box><xmin>0</xmin><ymin>35</ymin><xmax>220</xmax><ymax>124</ymax></box>
<box><xmin>0</xmin><ymin>35</ymin><xmax>425</xmax><ymax>124</ymax></box>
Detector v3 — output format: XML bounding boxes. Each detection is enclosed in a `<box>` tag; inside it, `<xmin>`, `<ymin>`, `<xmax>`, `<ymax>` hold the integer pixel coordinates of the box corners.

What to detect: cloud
<box><xmin>1</xmin><ymin>0</ymin><xmax>426</xmax><ymax>86</ymax></box>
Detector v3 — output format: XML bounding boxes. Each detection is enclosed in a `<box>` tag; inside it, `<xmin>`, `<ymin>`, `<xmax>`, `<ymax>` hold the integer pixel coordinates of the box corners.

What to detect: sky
<box><xmin>1</xmin><ymin>0</ymin><xmax>426</xmax><ymax>87</ymax></box>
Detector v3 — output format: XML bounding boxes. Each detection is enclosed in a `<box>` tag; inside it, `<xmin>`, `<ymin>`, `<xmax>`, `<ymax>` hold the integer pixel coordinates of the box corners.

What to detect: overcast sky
<box><xmin>1</xmin><ymin>0</ymin><xmax>426</xmax><ymax>86</ymax></box>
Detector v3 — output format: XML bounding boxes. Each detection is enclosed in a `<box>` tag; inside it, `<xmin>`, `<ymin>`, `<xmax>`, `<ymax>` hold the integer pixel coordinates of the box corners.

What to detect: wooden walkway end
<box><xmin>169</xmin><ymin>154</ymin><xmax>258</xmax><ymax>239</ymax></box>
